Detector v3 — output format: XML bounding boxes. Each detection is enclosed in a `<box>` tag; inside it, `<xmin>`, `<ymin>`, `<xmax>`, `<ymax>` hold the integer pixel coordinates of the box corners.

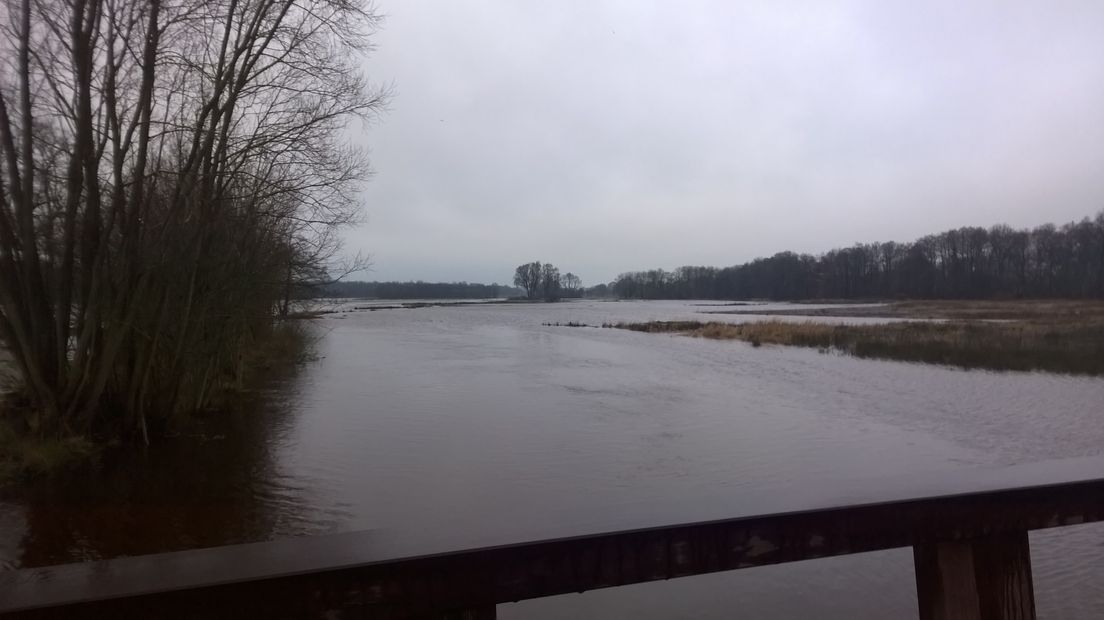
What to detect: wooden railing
<box><xmin>3</xmin><ymin>457</ymin><xmax>1104</xmax><ymax>619</ymax></box>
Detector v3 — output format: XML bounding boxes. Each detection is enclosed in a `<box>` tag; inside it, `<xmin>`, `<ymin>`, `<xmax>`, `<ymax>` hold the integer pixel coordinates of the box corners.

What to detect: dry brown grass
<box><xmin>614</xmin><ymin>319</ymin><xmax>1104</xmax><ymax>375</ymax></box>
<box><xmin>718</xmin><ymin>299</ymin><xmax>1104</xmax><ymax>323</ymax></box>
<box><xmin>878</xmin><ymin>299</ymin><xmax>1104</xmax><ymax>322</ymax></box>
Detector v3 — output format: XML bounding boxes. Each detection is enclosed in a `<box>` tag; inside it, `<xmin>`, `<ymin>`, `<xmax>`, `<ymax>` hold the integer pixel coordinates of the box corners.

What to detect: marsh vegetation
<box><xmin>713</xmin><ymin>299</ymin><xmax>1104</xmax><ymax>322</ymax></box>
<box><xmin>613</xmin><ymin>300</ymin><xmax>1104</xmax><ymax>375</ymax></box>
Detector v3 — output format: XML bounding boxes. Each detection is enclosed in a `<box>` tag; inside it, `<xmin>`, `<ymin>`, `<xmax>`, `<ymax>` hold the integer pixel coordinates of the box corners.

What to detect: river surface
<box><xmin>3</xmin><ymin>299</ymin><xmax>1104</xmax><ymax>618</ymax></box>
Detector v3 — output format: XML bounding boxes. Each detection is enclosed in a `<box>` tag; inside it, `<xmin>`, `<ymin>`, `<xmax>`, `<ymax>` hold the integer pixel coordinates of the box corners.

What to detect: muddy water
<box><xmin>2</xmin><ymin>300</ymin><xmax>1104</xmax><ymax>618</ymax></box>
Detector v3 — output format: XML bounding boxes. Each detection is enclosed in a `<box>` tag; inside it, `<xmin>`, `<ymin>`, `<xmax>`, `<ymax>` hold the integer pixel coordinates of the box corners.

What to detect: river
<box><xmin>2</xmin><ymin>299</ymin><xmax>1104</xmax><ymax>618</ymax></box>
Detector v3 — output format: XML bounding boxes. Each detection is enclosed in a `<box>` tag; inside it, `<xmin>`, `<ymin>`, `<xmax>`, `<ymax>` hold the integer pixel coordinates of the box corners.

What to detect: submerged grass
<box><xmin>0</xmin><ymin>320</ymin><xmax>318</xmax><ymax>488</ymax></box>
<box><xmin>612</xmin><ymin>319</ymin><xmax>1104</xmax><ymax>376</ymax></box>
<box><xmin>0</xmin><ymin>418</ymin><xmax>99</xmax><ymax>486</ymax></box>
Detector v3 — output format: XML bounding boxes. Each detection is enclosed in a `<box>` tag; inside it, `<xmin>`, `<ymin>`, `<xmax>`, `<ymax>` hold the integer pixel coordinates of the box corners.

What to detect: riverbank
<box><xmin>1</xmin><ymin>342</ymin><xmax>100</xmax><ymax>485</ymax></box>
<box><xmin>613</xmin><ymin>300</ymin><xmax>1104</xmax><ymax>375</ymax></box>
<box><xmin>291</xmin><ymin>298</ymin><xmax>575</xmax><ymax>317</ymax></box>
<box><xmin>0</xmin><ymin>321</ymin><xmax>316</xmax><ymax>488</ymax></box>
<box><xmin>711</xmin><ymin>299</ymin><xmax>1104</xmax><ymax>322</ymax></box>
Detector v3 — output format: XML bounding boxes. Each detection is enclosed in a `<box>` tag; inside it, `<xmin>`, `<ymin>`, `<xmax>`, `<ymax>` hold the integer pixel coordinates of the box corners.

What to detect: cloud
<box><xmin>345</xmin><ymin>0</ymin><xmax>1104</xmax><ymax>286</ymax></box>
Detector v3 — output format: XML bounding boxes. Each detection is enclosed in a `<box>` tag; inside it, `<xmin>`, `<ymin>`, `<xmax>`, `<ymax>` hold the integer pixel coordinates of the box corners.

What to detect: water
<box><xmin>2</xmin><ymin>300</ymin><xmax>1104</xmax><ymax>618</ymax></box>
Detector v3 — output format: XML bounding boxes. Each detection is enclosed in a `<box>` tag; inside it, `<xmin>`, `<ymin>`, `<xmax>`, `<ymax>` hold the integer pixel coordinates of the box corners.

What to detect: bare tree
<box><xmin>0</xmin><ymin>0</ymin><xmax>386</xmax><ymax>441</ymax></box>
<box><xmin>561</xmin><ymin>272</ymin><xmax>581</xmax><ymax>296</ymax></box>
<box><xmin>540</xmin><ymin>263</ymin><xmax>561</xmax><ymax>301</ymax></box>
<box><xmin>513</xmin><ymin>261</ymin><xmax>541</xmax><ymax>299</ymax></box>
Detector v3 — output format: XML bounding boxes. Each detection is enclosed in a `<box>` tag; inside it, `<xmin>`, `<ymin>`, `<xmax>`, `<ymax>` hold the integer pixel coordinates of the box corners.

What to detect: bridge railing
<box><xmin>4</xmin><ymin>457</ymin><xmax>1104</xmax><ymax>619</ymax></box>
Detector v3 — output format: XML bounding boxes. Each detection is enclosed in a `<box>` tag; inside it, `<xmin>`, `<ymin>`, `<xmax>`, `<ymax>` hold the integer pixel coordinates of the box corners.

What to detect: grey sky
<box><xmin>346</xmin><ymin>0</ymin><xmax>1104</xmax><ymax>286</ymax></box>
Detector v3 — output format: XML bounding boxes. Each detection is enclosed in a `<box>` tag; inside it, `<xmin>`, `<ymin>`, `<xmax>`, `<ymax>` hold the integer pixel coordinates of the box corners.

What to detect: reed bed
<box><xmin>612</xmin><ymin>319</ymin><xmax>1104</xmax><ymax>375</ymax></box>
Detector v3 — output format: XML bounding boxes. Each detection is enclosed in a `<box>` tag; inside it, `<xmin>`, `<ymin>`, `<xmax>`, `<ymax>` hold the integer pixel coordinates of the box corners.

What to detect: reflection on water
<box><xmin>0</xmin><ymin>357</ymin><xmax>347</xmax><ymax>569</ymax></box>
<box><xmin>2</xmin><ymin>300</ymin><xmax>1104</xmax><ymax>618</ymax></box>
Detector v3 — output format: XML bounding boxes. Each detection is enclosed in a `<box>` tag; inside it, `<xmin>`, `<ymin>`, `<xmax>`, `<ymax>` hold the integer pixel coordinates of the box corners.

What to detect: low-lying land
<box><xmin>293</xmin><ymin>298</ymin><xmax>577</xmax><ymax>317</ymax></box>
<box><xmin>613</xmin><ymin>301</ymin><xmax>1104</xmax><ymax>376</ymax></box>
<box><xmin>713</xmin><ymin>299</ymin><xmax>1104</xmax><ymax>322</ymax></box>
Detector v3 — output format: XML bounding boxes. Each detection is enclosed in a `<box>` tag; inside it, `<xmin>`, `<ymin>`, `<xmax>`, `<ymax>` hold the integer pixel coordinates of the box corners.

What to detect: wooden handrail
<box><xmin>3</xmin><ymin>457</ymin><xmax>1104</xmax><ymax>618</ymax></box>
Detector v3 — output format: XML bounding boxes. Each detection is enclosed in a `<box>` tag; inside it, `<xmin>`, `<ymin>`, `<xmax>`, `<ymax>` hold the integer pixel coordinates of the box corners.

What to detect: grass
<box><xmin>0</xmin><ymin>320</ymin><xmax>319</xmax><ymax>487</ymax></box>
<box><xmin>0</xmin><ymin>418</ymin><xmax>99</xmax><ymax>487</ymax></box>
<box><xmin>542</xmin><ymin>321</ymin><xmax>595</xmax><ymax>327</ymax></box>
<box><xmin>717</xmin><ymin>299</ymin><xmax>1104</xmax><ymax>322</ymax></box>
<box><xmin>882</xmin><ymin>299</ymin><xmax>1104</xmax><ymax>321</ymax></box>
<box><xmin>612</xmin><ymin>319</ymin><xmax>1104</xmax><ymax>376</ymax></box>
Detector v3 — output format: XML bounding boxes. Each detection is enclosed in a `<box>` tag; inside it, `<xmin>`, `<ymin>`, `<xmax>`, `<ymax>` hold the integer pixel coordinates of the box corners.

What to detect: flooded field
<box><xmin>3</xmin><ymin>300</ymin><xmax>1104</xmax><ymax>618</ymax></box>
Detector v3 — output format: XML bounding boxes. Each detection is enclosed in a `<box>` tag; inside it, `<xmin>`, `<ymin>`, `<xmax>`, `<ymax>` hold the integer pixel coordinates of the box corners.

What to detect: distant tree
<box><xmin>562</xmin><ymin>273</ymin><xmax>582</xmax><ymax>297</ymax></box>
<box><xmin>512</xmin><ymin>261</ymin><xmax>573</xmax><ymax>301</ymax></box>
<box><xmin>513</xmin><ymin>262</ymin><xmax>543</xmax><ymax>299</ymax></box>
<box><xmin>540</xmin><ymin>264</ymin><xmax>562</xmax><ymax>300</ymax></box>
<box><xmin>585</xmin><ymin>283</ymin><xmax>612</xmax><ymax>298</ymax></box>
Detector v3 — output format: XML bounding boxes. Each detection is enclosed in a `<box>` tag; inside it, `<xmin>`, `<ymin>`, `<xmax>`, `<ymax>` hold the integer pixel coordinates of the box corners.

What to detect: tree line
<box><xmin>322</xmin><ymin>281</ymin><xmax>519</xmax><ymax>299</ymax></box>
<box><xmin>0</xmin><ymin>0</ymin><xmax>384</xmax><ymax>442</ymax></box>
<box><xmin>609</xmin><ymin>212</ymin><xmax>1104</xmax><ymax>300</ymax></box>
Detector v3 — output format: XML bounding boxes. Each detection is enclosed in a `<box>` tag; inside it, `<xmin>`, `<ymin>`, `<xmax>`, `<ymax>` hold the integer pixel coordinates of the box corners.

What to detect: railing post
<box><xmin>913</xmin><ymin>531</ymin><xmax>1035</xmax><ymax>620</ymax></box>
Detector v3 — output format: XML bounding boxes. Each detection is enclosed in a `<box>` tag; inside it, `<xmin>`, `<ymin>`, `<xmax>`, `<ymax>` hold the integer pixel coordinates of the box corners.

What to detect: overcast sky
<box><xmin>345</xmin><ymin>0</ymin><xmax>1104</xmax><ymax>286</ymax></box>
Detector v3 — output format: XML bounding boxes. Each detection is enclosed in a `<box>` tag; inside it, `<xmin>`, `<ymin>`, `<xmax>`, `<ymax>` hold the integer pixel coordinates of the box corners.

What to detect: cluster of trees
<box><xmin>610</xmin><ymin>213</ymin><xmax>1104</xmax><ymax>300</ymax></box>
<box><xmin>513</xmin><ymin>262</ymin><xmax>582</xmax><ymax>300</ymax></box>
<box><xmin>322</xmin><ymin>281</ymin><xmax>519</xmax><ymax>299</ymax></box>
<box><xmin>0</xmin><ymin>0</ymin><xmax>383</xmax><ymax>441</ymax></box>
<box><xmin>584</xmin><ymin>283</ymin><xmax>612</xmax><ymax>298</ymax></box>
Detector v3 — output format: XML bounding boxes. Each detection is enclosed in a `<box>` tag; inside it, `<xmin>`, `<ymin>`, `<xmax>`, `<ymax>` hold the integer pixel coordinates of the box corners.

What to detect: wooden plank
<box><xmin>4</xmin><ymin>461</ymin><xmax>1100</xmax><ymax>617</ymax></box>
<box><xmin>914</xmin><ymin>532</ymin><xmax>1035</xmax><ymax>620</ymax></box>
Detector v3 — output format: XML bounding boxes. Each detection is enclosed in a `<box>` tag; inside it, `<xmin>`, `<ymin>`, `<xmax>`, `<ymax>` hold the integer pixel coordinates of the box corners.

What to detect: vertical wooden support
<box><xmin>914</xmin><ymin>531</ymin><xmax>1035</xmax><ymax>620</ymax></box>
<box><xmin>915</xmin><ymin>539</ymin><xmax>981</xmax><ymax>619</ymax></box>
